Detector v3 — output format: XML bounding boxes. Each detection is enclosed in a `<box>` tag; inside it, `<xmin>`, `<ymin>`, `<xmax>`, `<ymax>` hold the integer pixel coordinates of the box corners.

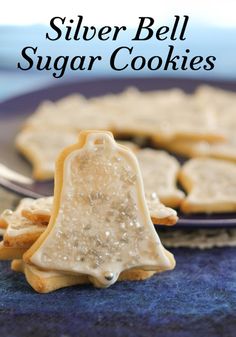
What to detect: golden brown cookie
<box><xmin>0</xmin><ymin>241</ymin><xmax>26</xmax><ymax>260</ymax></box>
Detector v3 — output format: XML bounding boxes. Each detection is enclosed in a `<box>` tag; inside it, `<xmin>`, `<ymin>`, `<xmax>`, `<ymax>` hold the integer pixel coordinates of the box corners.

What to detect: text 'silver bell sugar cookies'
<box><xmin>24</xmin><ymin>131</ymin><xmax>175</xmax><ymax>288</ymax></box>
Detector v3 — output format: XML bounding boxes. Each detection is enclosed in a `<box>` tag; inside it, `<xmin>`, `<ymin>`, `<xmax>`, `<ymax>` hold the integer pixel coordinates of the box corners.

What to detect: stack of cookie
<box><xmin>1</xmin><ymin>86</ymin><xmax>236</xmax><ymax>292</ymax></box>
<box><xmin>0</xmin><ymin>132</ymin><xmax>177</xmax><ymax>292</ymax></box>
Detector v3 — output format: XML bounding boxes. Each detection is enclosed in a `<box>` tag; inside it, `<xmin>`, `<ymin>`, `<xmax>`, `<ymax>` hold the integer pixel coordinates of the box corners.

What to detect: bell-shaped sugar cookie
<box><xmin>24</xmin><ymin>131</ymin><xmax>175</xmax><ymax>288</ymax></box>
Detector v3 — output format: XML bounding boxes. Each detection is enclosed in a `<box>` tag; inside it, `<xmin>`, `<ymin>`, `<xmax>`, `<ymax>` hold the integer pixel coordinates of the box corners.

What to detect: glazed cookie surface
<box><xmin>24</xmin><ymin>131</ymin><xmax>175</xmax><ymax>288</ymax></box>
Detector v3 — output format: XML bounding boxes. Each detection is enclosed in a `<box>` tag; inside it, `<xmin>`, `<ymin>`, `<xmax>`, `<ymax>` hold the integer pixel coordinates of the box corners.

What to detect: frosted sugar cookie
<box><xmin>24</xmin><ymin>130</ymin><xmax>175</xmax><ymax>288</ymax></box>
<box><xmin>0</xmin><ymin>198</ymin><xmax>46</xmax><ymax>249</ymax></box>
<box><xmin>24</xmin><ymin>95</ymin><xmax>86</xmax><ymax>130</ymax></box>
<box><xmin>24</xmin><ymin>95</ymin><xmax>113</xmax><ymax>132</ymax></box>
<box><xmin>146</xmin><ymin>198</ymin><xmax>178</xmax><ymax>226</ymax></box>
<box><xmin>112</xmin><ymin>93</ymin><xmax>222</xmax><ymax>141</ymax></box>
<box><xmin>153</xmin><ymin>133</ymin><xmax>236</xmax><ymax>163</ymax></box>
<box><xmin>2</xmin><ymin>208</ymin><xmax>46</xmax><ymax>249</ymax></box>
<box><xmin>136</xmin><ymin>149</ymin><xmax>185</xmax><ymax>208</ymax></box>
<box><xmin>21</xmin><ymin>197</ymin><xmax>53</xmax><ymax>224</ymax></box>
<box><xmin>179</xmin><ymin>158</ymin><xmax>236</xmax><ymax>213</ymax></box>
<box><xmin>15</xmin><ymin>127</ymin><xmax>78</xmax><ymax>180</ymax></box>
<box><xmin>0</xmin><ymin>198</ymin><xmax>36</xmax><ymax>229</ymax></box>
<box><xmin>157</xmin><ymin>85</ymin><xmax>236</xmax><ymax>162</ymax></box>
<box><xmin>195</xmin><ymin>85</ymin><xmax>236</xmax><ymax>112</ymax></box>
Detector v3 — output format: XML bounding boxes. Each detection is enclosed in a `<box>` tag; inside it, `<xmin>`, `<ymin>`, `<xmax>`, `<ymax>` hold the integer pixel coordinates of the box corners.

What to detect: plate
<box><xmin>0</xmin><ymin>76</ymin><xmax>236</xmax><ymax>228</ymax></box>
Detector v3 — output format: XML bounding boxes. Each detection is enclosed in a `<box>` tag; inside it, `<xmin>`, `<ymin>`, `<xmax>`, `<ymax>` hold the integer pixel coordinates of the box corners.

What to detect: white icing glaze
<box><xmin>161</xmin><ymin>131</ymin><xmax>236</xmax><ymax>162</ymax></box>
<box><xmin>146</xmin><ymin>198</ymin><xmax>177</xmax><ymax>219</ymax></box>
<box><xmin>16</xmin><ymin>128</ymin><xmax>79</xmax><ymax>176</ymax></box>
<box><xmin>182</xmin><ymin>158</ymin><xmax>236</xmax><ymax>205</ymax></box>
<box><xmin>16</xmin><ymin>198</ymin><xmax>35</xmax><ymax>213</ymax></box>
<box><xmin>22</xmin><ymin>197</ymin><xmax>53</xmax><ymax>216</ymax></box>
<box><xmin>31</xmin><ymin>132</ymin><xmax>174</xmax><ymax>287</ymax></box>
<box><xmin>137</xmin><ymin>149</ymin><xmax>185</xmax><ymax>202</ymax></box>
<box><xmin>2</xmin><ymin>209</ymin><xmax>45</xmax><ymax>238</ymax></box>
<box><xmin>26</xmin><ymin>263</ymin><xmax>81</xmax><ymax>279</ymax></box>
